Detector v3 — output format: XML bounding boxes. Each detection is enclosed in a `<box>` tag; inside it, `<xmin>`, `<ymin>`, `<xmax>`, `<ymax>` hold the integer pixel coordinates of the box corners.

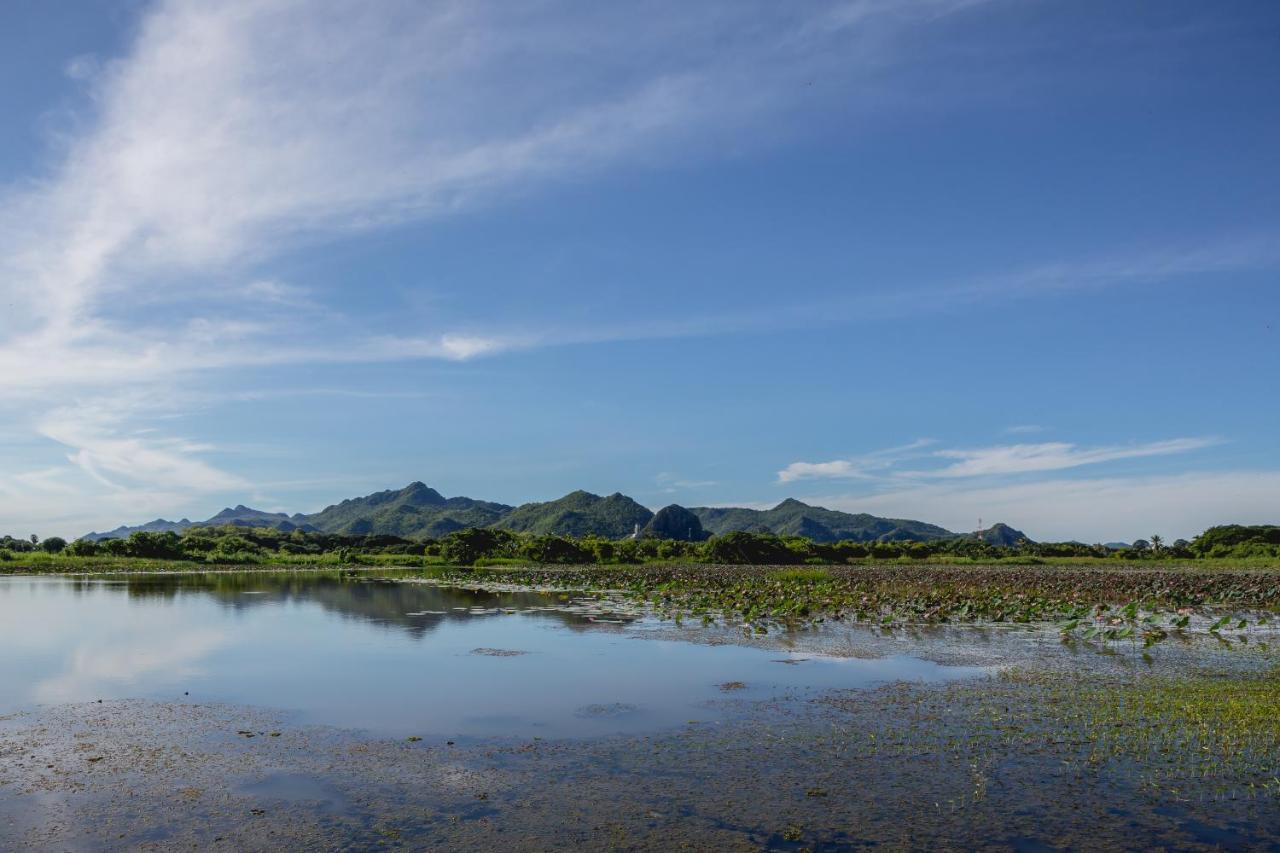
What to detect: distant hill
<box><xmin>494</xmin><ymin>490</ymin><xmax>653</xmax><ymax>539</ymax></box>
<box><xmin>971</xmin><ymin>522</ymin><xmax>1028</xmax><ymax>546</ymax></box>
<box><xmin>205</xmin><ymin>505</ymin><xmax>319</xmax><ymax>533</ymax></box>
<box><xmin>303</xmin><ymin>482</ymin><xmax>511</xmax><ymax>537</ymax></box>
<box><xmin>642</xmin><ymin>505</ymin><xmax>707</xmax><ymax>541</ymax></box>
<box><xmin>81</xmin><ymin>483</ymin><xmax>978</xmax><ymax>544</ymax></box>
<box><xmin>83</xmin><ymin>517</ymin><xmax>194</xmax><ymax>542</ymax></box>
<box><xmin>690</xmin><ymin>499</ymin><xmax>955</xmax><ymax>543</ymax></box>
<box><xmin>84</xmin><ymin>506</ymin><xmax>318</xmax><ymax>541</ymax></box>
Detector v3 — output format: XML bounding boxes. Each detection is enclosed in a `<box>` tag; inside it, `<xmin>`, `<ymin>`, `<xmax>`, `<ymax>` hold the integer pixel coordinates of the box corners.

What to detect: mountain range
<box><xmin>83</xmin><ymin>482</ymin><xmax>1027</xmax><ymax>544</ymax></box>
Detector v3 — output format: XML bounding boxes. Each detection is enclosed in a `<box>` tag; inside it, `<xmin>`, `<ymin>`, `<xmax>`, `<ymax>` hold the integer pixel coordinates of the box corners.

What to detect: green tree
<box><xmin>65</xmin><ymin>538</ymin><xmax>100</xmax><ymax>557</ymax></box>
<box><xmin>704</xmin><ymin>532</ymin><xmax>799</xmax><ymax>565</ymax></box>
<box><xmin>40</xmin><ymin>536</ymin><xmax>67</xmax><ymax>553</ymax></box>
<box><xmin>441</xmin><ymin>528</ymin><xmax>517</xmax><ymax>565</ymax></box>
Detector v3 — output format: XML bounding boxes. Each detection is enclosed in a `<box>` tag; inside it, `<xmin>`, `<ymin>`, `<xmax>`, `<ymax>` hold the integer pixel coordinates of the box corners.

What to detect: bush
<box><xmin>98</xmin><ymin>538</ymin><xmax>128</xmax><ymax>556</ymax></box>
<box><xmin>703</xmin><ymin>532</ymin><xmax>800</xmax><ymax>565</ymax></box>
<box><xmin>205</xmin><ymin>550</ymin><xmax>264</xmax><ymax>565</ymax></box>
<box><xmin>124</xmin><ymin>531</ymin><xmax>184</xmax><ymax>559</ymax></box>
<box><xmin>64</xmin><ymin>539</ymin><xmax>100</xmax><ymax>557</ymax></box>
<box><xmin>441</xmin><ymin>528</ymin><xmax>518</xmax><ymax>565</ymax></box>
<box><xmin>39</xmin><ymin>536</ymin><xmax>68</xmax><ymax>554</ymax></box>
<box><xmin>518</xmin><ymin>535</ymin><xmax>591</xmax><ymax>564</ymax></box>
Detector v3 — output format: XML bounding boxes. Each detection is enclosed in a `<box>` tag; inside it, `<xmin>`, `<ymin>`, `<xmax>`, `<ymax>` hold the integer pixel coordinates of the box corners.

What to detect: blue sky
<box><xmin>0</xmin><ymin>0</ymin><xmax>1277</xmax><ymax>541</ymax></box>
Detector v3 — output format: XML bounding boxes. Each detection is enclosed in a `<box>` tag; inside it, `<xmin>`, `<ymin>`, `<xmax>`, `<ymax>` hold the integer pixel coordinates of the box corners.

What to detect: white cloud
<box><xmin>778</xmin><ymin>439</ymin><xmax>935</xmax><ymax>483</ymax></box>
<box><xmin>778</xmin><ymin>460</ymin><xmax>875</xmax><ymax>483</ymax></box>
<box><xmin>39</xmin><ymin>404</ymin><xmax>248</xmax><ymax>495</ymax></box>
<box><xmin>809</xmin><ymin>471</ymin><xmax>1280</xmax><ymax>542</ymax></box>
<box><xmin>655</xmin><ymin>472</ymin><xmax>718</xmax><ymax>493</ymax></box>
<box><xmin>780</xmin><ymin>437</ymin><xmax>1216</xmax><ymax>482</ymax></box>
<box><xmin>0</xmin><ymin>0</ymin><xmax>1268</xmax><ymax>535</ymax></box>
<box><xmin>0</xmin><ymin>0</ymin><xmax>996</xmax><ymax>519</ymax></box>
<box><xmin>925</xmin><ymin>438</ymin><xmax>1218</xmax><ymax>478</ymax></box>
<box><xmin>1</xmin><ymin>0</ymin><xmax>976</xmax><ymax>345</ymax></box>
<box><xmin>0</xmin><ymin>3</ymin><xmax>981</xmax><ymax>380</ymax></box>
<box><xmin>33</xmin><ymin>627</ymin><xmax>227</xmax><ymax>703</ymax></box>
<box><xmin>238</xmin><ymin>279</ymin><xmax>315</xmax><ymax>307</ymax></box>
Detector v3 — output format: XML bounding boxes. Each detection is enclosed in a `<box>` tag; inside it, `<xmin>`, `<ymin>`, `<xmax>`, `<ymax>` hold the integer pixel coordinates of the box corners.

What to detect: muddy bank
<box><xmin>3</xmin><ymin>665</ymin><xmax>1278</xmax><ymax>850</ymax></box>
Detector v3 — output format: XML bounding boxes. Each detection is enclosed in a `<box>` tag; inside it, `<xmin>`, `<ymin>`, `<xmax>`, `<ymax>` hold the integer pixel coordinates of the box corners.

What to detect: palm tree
<box><xmin>1150</xmin><ymin>534</ymin><xmax>1163</xmax><ymax>553</ymax></box>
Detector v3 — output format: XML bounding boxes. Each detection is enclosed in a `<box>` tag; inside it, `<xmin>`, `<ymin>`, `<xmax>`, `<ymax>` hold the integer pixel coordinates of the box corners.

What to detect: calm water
<box><xmin>0</xmin><ymin>572</ymin><xmax>985</xmax><ymax>739</ymax></box>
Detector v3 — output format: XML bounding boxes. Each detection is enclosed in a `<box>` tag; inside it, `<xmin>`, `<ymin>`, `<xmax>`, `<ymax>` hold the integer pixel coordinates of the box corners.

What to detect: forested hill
<box><xmin>689</xmin><ymin>499</ymin><xmax>955</xmax><ymax>543</ymax></box>
<box><xmin>302</xmin><ymin>482</ymin><xmax>513</xmax><ymax>537</ymax></box>
<box><xmin>492</xmin><ymin>490</ymin><xmax>654</xmax><ymax>539</ymax></box>
<box><xmin>82</xmin><ymin>482</ymin><xmax>975</xmax><ymax>543</ymax></box>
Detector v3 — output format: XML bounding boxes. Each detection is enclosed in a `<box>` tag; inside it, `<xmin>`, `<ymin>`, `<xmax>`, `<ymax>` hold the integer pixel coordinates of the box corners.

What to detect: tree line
<box><xmin>2</xmin><ymin>523</ymin><xmax>1277</xmax><ymax>565</ymax></box>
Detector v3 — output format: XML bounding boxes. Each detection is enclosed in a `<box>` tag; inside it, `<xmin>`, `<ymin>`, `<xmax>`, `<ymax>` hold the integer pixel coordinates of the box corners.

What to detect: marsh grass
<box><xmin>838</xmin><ymin>668</ymin><xmax>1280</xmax><ymax>799</ymax></box>
<box><xmin>6</xmin><ymin>557</ymin><xmax>1280</xmax><ymax>635</ymax></box>
<box><xmin>766</xmin><ymin>567</ymin><xmax>831</xmax><ymax>583</ymax></box>
<box><xmin>406</xmin><ymin>563</ymin><xmax>1280</xmax><ymax>632</ymax></box>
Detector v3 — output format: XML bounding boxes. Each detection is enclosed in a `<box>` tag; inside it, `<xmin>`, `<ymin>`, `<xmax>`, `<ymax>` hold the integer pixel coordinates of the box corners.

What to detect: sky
<box><xmin>0</xmin><ymin>0</ymin><xmax>1277</xmax><ymax>542</ymax></box>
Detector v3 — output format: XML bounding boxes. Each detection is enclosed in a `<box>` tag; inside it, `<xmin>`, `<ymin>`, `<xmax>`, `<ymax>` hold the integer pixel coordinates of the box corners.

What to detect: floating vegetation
<box><xmin>469</xmin><ymin>648</ymin><xmax>527</xmax><ymax>657</ymax></box>
<box><xmin>412</xmin><ymin>563</ymin><xmax>1280</xmax><ymax>633</ymax></box>
<box><xmin>1056</xmin><ymin>600</ymin><xmax>1272</xmax><ymax>649</ymax></box>
<box><xmin>575</xmin><ymin>703</ymin><xmax>639</xmax><ymax>718</ymax></box>
<box><xmin>821</xmin><ymin>667</ymin><xmax>1280</xmax><ymax>801</ymax></box>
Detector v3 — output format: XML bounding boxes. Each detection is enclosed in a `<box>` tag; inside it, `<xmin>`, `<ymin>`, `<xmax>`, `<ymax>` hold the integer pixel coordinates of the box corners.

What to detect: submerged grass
<box><xmin>412</xmin><ymin>563</ymin><xmax>1280</xmax><ymax>632</ymax></box>
<box><xmin>6</xmin><ymin>556</ymin><xmax>1280</xmax><ymax>634</ymax></box>
<box><xmin>823</xmin><ymin>667</ymin><xmax>1280</xmax><ymax>801</ymax></box>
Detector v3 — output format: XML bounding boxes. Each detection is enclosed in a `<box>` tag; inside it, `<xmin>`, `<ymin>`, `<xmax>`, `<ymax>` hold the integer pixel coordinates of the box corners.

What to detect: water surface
<box><xmin>0</xmin><ymin>572</ymin><xmax>984</xmax><ymax>738</ymax></box>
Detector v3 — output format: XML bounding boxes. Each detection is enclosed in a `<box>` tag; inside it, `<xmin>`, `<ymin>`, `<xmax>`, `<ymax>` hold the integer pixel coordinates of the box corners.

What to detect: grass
<box><xmin>825</xmin><ymin>667</ymin><xmax>1280</xmax><ymax>800</ymax></box>
<box><xmin>766</xmin><ymin>567</ymin><xmax>832</xmax><ymax>582</ymax></box>
<box><xmin>409</xmin><ymin>562</ymin><xmax>1280</xmax><ymax>631</ymax></box>
<box><xmin>5</xmin><ymin>556</ymin><xmax>1280</xmax><ymax>632</ymax></box>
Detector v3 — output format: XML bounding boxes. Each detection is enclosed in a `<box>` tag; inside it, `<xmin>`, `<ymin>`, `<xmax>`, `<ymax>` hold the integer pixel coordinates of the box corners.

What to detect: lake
<box><xmin>2</xmin><ymin>570</ymin><xmax>1276</xmax><ymax>850</ymax></box>
<box><xmin>0</xmin><ymin>572</ymin><xmax>984</xmax><ymax>740</ymax></box>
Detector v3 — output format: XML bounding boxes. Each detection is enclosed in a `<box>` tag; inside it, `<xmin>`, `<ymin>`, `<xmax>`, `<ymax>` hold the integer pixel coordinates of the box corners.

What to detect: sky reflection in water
<box><xmin>0</xmin><ymin>573</ymin><xmax>985</xmax><ymax>738</ymax></box>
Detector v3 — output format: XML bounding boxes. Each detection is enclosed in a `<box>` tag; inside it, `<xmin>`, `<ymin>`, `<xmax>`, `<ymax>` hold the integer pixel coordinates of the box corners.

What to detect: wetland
<box><xmin>1</xmin><ymin>567</ymin><xmax>1278</xmax><ymax>849</ymax></box>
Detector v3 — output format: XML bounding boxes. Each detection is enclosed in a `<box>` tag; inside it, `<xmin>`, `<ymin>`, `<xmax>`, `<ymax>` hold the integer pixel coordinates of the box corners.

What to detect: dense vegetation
<box><xmin>82</xmin><ymin>481</ymin><xmax>976</xmax><ymax>543</ymax></box>
<box><xmin>493</xmin><ymin>490</ymin><xmax>653</xmax><ymax>539</ymax></box>
<box><xmin>693</xmin><ymin>498</ymin><xmax>954</xmax><ymax>542</ymax></box>
<box><xmin>4</xmin><ymin>524</ymin><xmax>1279</xmax><ymax>568</ymax></box>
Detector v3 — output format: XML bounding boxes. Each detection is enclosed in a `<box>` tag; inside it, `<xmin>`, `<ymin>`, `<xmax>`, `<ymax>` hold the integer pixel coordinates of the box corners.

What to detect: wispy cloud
<box><xmin>38</xmin><ymin>400</ymin><xmax>249</xmax><ymax>494</ymax></box>
<box><xmin>925</xmin><ymin>438</ymin><xmax>1219</xmax><ymax>478</ymax></box>
<box><xmin>0</xmin><ymin>0</ymin><xmax>996</xmax><ymax>524</ymax></box>
<box><xmin>0</xmin><ymin>0</ymin><xmax>1269</xmax><ymax>536</ymax></box>
<box><xmin>810</xmin><ymin>471</ymin><xmax>1280</xmax><ymax>542</ymax></box>
<box><xmin>780</xmin><ymin>437</ymin><xmax>1217</xmax><ymax>483</ymax></box>
<box><xmin>544</xmin><ymin>229</ymin><xmax>1280</xmax><ymax>356</ymax></box>
<box><xmin>655</xmin><ymin>472</ymin><xmax>719</xmax><ymax>493</ymax></box>
<box><xmin>1</xmin><ymin>0</ymin><xmax>978</xmax><ymax>376</ymax></box>
<box><xmin>777</xmin><ymin>439</ymin><xmax>936</xmax><ymax>483</ymax></box>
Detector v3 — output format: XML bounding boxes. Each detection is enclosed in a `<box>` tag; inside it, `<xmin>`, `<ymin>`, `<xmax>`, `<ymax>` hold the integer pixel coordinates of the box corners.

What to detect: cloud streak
<box><xmin>0</xmin><ymin>0</ymin><xmax>1270</xmax><ymax>537</ymax></box>
<box><xmin>780</xmin><ymin>437</ymin><xmax>1217</xmax><ymax>482</ymax></box>
<box><xmin>777</xmin><ymin>439</ymin><xmax>936</xmax><ymax>483</ymax></box>
<box><xmin>811</xmin><ymin>471</ymin><xmax>1280</xmax><ymax>542</ymax></box>
<box><xmin>0</xmin><ymin>0</ymin><xmax>1010</xmax><ymax>402</ymax></box>
<box><xmin>925</xmin><ymin>438</ymin><xmax>1220</xmax><ymax>478</ymax></box>
<box><xmin>0</xmin><ymin>0</ymin><xmax>1001</xmax><ymax>526</ymax></box>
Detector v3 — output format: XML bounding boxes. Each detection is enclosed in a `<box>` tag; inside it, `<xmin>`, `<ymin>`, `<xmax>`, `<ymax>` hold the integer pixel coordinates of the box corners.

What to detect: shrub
<box><xmin>704</xmin><ymin>532</ymin><xmax>800</xmax><ymax>565</ymax></box>
<box><xmin>519</xmin><ymin>535</ymin><xmax>591</xmax><ymax>564</ymax></box>
<box><xmin>441</xmin><ymin>528</ymin><xmax>518</xmax><ymax>565</ymax></box>
<box><xmin>65</xmin><ymin>539</ymin><xmax>100</xmax><ymax>557</ymax></box>
<box><xmin>40</xmin><ymin>536</ymin><xmax>68</xmax><ymax>554</ymax></box>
